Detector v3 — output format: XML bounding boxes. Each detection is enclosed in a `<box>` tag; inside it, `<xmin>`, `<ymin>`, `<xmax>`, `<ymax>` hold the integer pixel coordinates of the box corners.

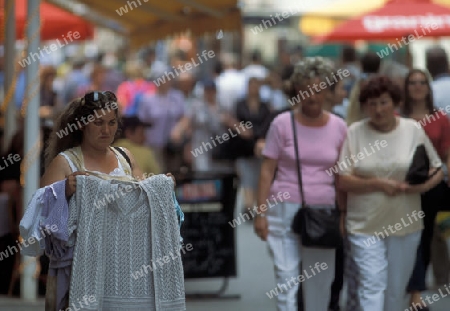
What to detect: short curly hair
<box><xmin>284</xmin><ymin>57</ymin><xmax>336</xmax><ymax>99</ymax></box>
<box><xmin>359</xmin><ymin>75</ymin><xmax>402</xmax><ymax>106</ymax></box>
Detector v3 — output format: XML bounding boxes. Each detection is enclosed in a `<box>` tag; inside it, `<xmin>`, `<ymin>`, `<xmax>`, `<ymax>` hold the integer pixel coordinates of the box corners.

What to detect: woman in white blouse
<box><xmin>338</xmin><ymin>76</ymin><xmax>443</xmax><ymax>311</ymax></box>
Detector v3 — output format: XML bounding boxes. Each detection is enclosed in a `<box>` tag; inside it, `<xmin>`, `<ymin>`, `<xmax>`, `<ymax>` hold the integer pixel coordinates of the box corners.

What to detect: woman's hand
<box><xmin>39</xmin><ymin>106</ymin><xmax>52</xmax><ymax>118</ymax></box>
<box><xmin>254</xmin><ymin>139</ymin><xmax>265</xmax><ymax>157</ymax></box>
<box><xmin>254</xmin><ymin>216</ymin><xmax>269</xmax><ymax>241</ymax></box>
<box><xmin>220</xmin><ymin>113</ymin><xmax>233</xmax><ymax>126</ymax></box>
<box><xmin>65</xmin><ymin>171</ymin><xmax>89</xmax><ymax>198</ymax></box>
<box><xmin>239</xmin><ymin>128</ymin><xmax>253</xmax><ymax>139</ymax></box>
<box><xmin>401</xmin><ymin>182</ymin><xmax>429</xmax><ymax>194</ymax></box>
<box><xmin>377</xmin><ymin>179</ymin><xmax>405</xmax><ymax>196</ymax></box>
<box><xmin>170</xmin><ymin>130</ymin><xmax>183</xmax><ymax>144</ymax></box>
<box><xmin>166</xmin><ymin>173</ymin><xmax>176</xmax><ymax>188</ymax></box>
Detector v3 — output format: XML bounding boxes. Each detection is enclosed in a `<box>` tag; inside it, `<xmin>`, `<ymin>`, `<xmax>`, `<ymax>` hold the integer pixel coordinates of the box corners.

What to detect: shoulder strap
<box><xmin>59</xmin><ymin>152</ymin><xmax>78</xmax><ymax>172</ymax></box>
<box><xmin>63</xmin><ymin>146</ymin><xmax>84</xmax><ymax>172</ymax></box>
<box><xmin>113</xmin><ymin>146</ymin><xmax>132</xmax><ymax>169</ymax></box>
<box><xmin>290</xmin><ymin>111</ymin><xmax>306</xmax><ymax>206</ymax></box>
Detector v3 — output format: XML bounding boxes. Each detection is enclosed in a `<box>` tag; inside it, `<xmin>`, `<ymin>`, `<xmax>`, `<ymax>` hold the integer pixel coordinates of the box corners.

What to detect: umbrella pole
<box><xmin>21</xmin><ymin>0</ymin><xmax>40</xmax><ymax>301</ymax></box>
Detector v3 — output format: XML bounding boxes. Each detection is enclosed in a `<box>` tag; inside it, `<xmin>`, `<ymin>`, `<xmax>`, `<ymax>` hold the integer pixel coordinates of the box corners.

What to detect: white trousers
<box><xmin>348</xmin><ymin>231</ymin><xmax>421</xmax><ymax>311</ymax></box>
<box><xmin>266</xmin><ymin>202</ymin><xmax>335</xmax><ymax>311</ymax></box>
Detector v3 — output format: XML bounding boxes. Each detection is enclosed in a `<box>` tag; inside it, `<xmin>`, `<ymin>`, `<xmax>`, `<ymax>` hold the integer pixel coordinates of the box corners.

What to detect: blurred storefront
<box><xmin>240</xmin><ymin>0</ymin><xmax>339</xmax><ymax>65</ymax></box>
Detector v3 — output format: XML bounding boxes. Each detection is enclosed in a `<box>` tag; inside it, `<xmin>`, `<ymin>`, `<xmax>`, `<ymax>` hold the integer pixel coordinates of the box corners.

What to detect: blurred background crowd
<box><xmin>2</xmin><ymin>0</ymin><xmax>450</xmax><ymax>309</ymax></box>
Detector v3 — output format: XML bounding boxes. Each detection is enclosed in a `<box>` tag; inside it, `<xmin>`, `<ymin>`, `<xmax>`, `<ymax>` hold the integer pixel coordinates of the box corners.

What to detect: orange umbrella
<box><xmin>0</xmin><ymin>0</ymin><xmax>94</xmax><ymax>42</ymax></box>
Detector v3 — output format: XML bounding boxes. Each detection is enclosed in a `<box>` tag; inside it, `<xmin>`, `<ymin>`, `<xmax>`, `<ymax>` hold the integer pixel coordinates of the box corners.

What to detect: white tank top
<box><xmin>60</xmin><ymin>148</ymin><xmax>128</xmax><ymax>177</ymax></box>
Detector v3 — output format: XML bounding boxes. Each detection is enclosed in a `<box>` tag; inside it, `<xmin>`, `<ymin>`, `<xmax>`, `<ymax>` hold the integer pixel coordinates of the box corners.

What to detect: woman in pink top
<box><xmin>116</xmin><ymin>61</ymin><xmax>156</xmax><ymax>115</ymax></box>
<box><xmin>254</xmin><ymin>57</ymin><xmax>347</xmax><ymax>311</ymax></box>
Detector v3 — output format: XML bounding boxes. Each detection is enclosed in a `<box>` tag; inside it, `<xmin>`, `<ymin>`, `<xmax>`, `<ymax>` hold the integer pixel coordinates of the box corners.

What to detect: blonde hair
<box><xmin>125</xmin><ymin>61</ymin><xmax>145</xmax><ymax>79</ymax></box>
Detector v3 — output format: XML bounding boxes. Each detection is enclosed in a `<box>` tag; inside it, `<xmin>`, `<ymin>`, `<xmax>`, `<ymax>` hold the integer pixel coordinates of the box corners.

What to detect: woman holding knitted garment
<box><xmin>20</xmin><ymin>91</ymin><xmax>184</xmax><ymax>311</ymax></box>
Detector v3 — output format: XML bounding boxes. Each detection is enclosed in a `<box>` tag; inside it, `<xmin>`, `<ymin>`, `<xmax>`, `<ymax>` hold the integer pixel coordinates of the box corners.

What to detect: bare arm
<box><xmin>122</xmin><ymin>148</ymin><xmax>144</xmax><ymax>179</ymax></box>
<box><xmin>405</xmin><ymin>169</ymin><xmax>443</xmax><ymax>194</ymax></box>
<box><xmin>335</xmin><ymin>175</ymin><xmax>347</xmax><ymax>212</ymax></box>
<box><xmin>40</xmin><ymin>155</ymin><xmax>72</xmax><ymax>187</ymax></box>
<box><xmin>170</xmin><ymin>116</ymin><xmax>191</xmax><ymax>142</ymax></box>
<box><xmin>221</xmin><ymin>112</ymin><xmax>239</xmax><ymax>129</ymax></box>
<box><xmin>425</xmin><ymin>169</ymin><xmax>444</xmax><ymax>191</ymax></box>
<box><xmin>254</xmin><ymin>156</ymin><xmax>277</xmax><ymax>241</ymax></box>
<box><xmin>256</xmin><ymin>157</ymin><xmax>278</xmax><ymax>210</ymax></box>
<box><xmin>40</xmin><ymin>155</ymin><xmax>89</xmax><ymax>198</ymax></box>
<box><xmin>338</xmin><ymin>174</ymin><xmax>384</xmax><ymax>194</ymax></box>
<box><xmin>254</xmin><ymin>139</ymin><xmax>265</xmax><ymax>158</ymax></box>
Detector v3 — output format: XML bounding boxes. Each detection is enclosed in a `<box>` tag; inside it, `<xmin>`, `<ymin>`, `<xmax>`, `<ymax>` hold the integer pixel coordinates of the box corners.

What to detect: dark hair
<box><xmin>96</xmin><ymin>52</ymin><xmax>105</xmax><ymax>64</ymax></box>
<box><xmin>425</xmin><ymin>47</ymin><xmax>449</xmax><ymax>79</ymax></box>
<box><xmin>281</xmin><ymin>64</ymin><xmax>294</xmax><ymax>81</ymax></box>
<box><xmin>72</xmin><ymin>59</ymin><xmax>85</xmax><ymax>69</ymax></box>
<box><xmin>359</xmin><ymin>75</ymin><xmax>402</xmax><ymax>106</ymax></box>
<box><xmin>342</xmin><ymin>46</ymin><xmax>357</xmax><ymax>63</ymax></box>
<box><xmin>143</xmin><ymin>47</ymin><xmax>155</xmax><ymax>58</ymax></box>
<box><xmin>402</xmin><ymin>69</ymin><xmax>434</xmax><ymax>116</ymax></box>
<box><xmin>40</xmin><ymin>66</ymin><xmax>56</xmax><ymax>84</ymax></box>
<box><xmin>251</xmin><ymin>50</ymin><xmax>262</xmax><ymax>62</ymax></box>
<box><xmin>120</xmin><ymin>119</ymin><xmax>141</xmax><ymax>139</ymax></box>
<box><xmin>247</xmin><ymin>77</ymin><xmax>260</xmax><ymax>98</ymax></box>
<box><xmin>361</xmin><ymin>52</ymin><xmax>381</xmax><ymax>74</ymax></box>
<box><xmin>214</xmin><ymin>61</ymin><xmax>223</xmax><ymax>75</ymax></box>
<box><xmin>248</xmin><ymin>77</ymin><xmax>260</xmax><ymax>85</ymax></box>
<box><xmin>44</xmin><ymin>91</ymin><xmax>121</xmax><ymax>167</ymax></box>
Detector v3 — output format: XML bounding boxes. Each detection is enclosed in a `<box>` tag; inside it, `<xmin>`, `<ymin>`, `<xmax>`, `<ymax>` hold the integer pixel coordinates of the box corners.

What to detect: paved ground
<box><xmin>2</xmin><ymin>192</ymin><xmax>450</xmax><ymax>310</ymax></box>
<box><xmin>2</xmin><ymin>223</ymin><xmax>450</xmax><ymax>310</ymax></box>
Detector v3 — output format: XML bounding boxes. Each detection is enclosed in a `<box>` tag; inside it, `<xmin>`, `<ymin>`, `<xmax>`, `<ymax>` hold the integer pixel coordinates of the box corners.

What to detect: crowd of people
<box><xmin>252</xmin><ymin>47</ymin><xmax>450</xmax><ymax>311</ymax></box>
<box><xmin>1</xmin><ymin>43</ymin><xmax>450</xmax><ymax>310</ymax></box>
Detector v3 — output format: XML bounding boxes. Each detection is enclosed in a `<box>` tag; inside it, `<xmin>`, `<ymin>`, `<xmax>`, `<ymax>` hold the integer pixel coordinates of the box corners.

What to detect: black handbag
<box><xmin>165</xmin><ymin>135</ymin><xmax>190</xmax><ymax>155</ymax></box>
<box><xmin>290</xmin><ymin>111</ymin><xmax>342</xmax><ymax>249</ymax></box>
<box><xmin>211</xmin><ymin>131</ymin><xmax>253</xmax><ymax>161</ymax></box>
<box><xmin>405</xmin><ymin>144</ymin><xmax>441</xmax><ymax>185</ymax></box>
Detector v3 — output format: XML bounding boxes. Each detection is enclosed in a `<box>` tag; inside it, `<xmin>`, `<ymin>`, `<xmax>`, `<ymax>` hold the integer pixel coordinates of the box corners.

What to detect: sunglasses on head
<box><xmin>408</xmin><ymin>80</ymin><xmax>427</xmax><ymax>86</ymax></box>
<box><xmin>81</xmin><ymin>91</ymin><xmax>117</xmax><ymax>107</ymax></box>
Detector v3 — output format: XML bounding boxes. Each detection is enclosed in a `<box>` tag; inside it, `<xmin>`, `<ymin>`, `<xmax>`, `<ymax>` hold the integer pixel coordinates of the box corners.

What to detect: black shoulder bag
<box><xmin>405</xmin><ymin>144</ymin><xmax>441</xmax><ymax>185</ymax></box>
<box><xmin>290</xmin><ymin>111</ymin><xmax>342</xmax><ymax>249</ymax></box>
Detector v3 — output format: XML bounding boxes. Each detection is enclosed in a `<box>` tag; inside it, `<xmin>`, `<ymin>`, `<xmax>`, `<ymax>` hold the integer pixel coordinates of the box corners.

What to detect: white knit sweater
<box><xmin>67</xmin><ymin>174</ymin><xmax>185</xmax><ymax>311</ymax></box>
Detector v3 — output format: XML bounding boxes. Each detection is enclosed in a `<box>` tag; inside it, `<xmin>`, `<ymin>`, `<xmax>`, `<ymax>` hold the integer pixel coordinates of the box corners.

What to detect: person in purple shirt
<box><xmin>254</xmin><ymin>57</ymin><xmax>347</xmax><ymax>311</ymax></box>
<box><xmin>137</xmin><ymin>76</ymin><xmax>186</xmax><ymax>173</ymax></box>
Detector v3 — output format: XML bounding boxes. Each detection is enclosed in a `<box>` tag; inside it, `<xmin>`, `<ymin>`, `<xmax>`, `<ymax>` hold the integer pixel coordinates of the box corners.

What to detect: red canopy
<box><xmin>0</xmin><ymin>0</ymin><xmax>94</xmax><ymax>42</ymax></box>
<box><xmin>314</xmin><ymin>0</ymin><xmax>450</xmax><ymax>43</ymax></box>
